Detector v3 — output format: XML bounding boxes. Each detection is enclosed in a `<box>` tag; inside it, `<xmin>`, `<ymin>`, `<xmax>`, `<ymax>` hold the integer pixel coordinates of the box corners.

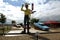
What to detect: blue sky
<box><xmin>3</xmin><ymin>0</ymin><xmax>25</xmax><ymax>6</ymax></box>
<box><xmin>0</xmin><ymin>0</ymin><xmax>60</xmax><ymax>24</ymax></box>
<box><xmin>3</xmin><ymin>0</ymin><xmax>50</xmax><ymax>6</ymax></box>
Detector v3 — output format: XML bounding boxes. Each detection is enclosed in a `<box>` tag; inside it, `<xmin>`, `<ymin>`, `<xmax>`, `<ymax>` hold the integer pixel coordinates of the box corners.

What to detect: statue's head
<box><xmin>25</xmin><ymin>3</ymin><xmax>30</xmax><ymax>9</ymax></box>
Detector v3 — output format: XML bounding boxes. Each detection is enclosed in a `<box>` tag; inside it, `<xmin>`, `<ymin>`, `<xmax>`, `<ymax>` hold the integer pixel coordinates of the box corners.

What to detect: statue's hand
<box><xmin>22</xmin><ymin>4</ymin><xmax>24</xmax><ymax>7</ymax></box>
<box><xmin>32</xmin><ymin>11</ymin><xmax>36</xmax><ymax>13</ymax></box>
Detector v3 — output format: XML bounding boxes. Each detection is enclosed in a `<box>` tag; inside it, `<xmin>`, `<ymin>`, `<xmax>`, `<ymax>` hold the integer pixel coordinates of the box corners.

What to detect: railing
<box><xmin>0</xmin><ymin>27</ymin><xmax>4</xmax><ymax>35</ymax></box>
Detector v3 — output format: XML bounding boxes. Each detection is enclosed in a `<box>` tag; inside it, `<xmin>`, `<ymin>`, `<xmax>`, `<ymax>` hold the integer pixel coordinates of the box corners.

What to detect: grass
<box><xmin>0</xmin><ymin>26</ymin><xmax>11</xmax><ymax>35</ymax></box>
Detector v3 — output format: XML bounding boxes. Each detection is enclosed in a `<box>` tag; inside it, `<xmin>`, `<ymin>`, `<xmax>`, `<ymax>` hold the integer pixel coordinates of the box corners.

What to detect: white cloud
<box><xmin>0</xmin><ymin>0</ymin><xmax>24</xmax><ymax>24</ymax></box>
<box><xmin>25</xmin><ymin>0</ymin><xmax>48</xmax><ymax>4</ymax></box>
<box><xmin>0</xmin><ymin>0</ymin><xmax>60</xmax><ymax>24</ymax></box>
<box><xmin>25</xmin><ymin>0</ymin><xmax>60</xmax><ymax>21</ymax></box>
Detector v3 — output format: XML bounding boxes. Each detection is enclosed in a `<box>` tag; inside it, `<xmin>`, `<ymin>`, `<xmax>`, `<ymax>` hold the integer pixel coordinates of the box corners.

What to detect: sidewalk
<box><xmin>2</xmin><ymin>27</ymin><xmax>60</xmax><ymax>40</ymax></box>
<box><xmin>5</xmin><ymin>27</ymin><xmax>60</xmax><ymax>35</ymax></box>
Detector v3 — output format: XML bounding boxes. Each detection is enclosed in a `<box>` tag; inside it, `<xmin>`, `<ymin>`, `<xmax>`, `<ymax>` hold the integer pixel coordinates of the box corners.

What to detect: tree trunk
<box><xmin>2</xmin><ymin>23</ymin><xmax>4</xmax><ymax>35</ymax></box>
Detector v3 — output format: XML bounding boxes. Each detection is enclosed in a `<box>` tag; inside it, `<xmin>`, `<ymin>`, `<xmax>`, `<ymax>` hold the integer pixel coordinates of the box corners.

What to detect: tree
<box><xmin>0</xmin><ymin>13</ymin><xmax>6</xmax><ymax>35</ymax></box>
<box><xmin>11</xmin><ymin>20</ymin><xmax>16</xmax><ymax>26</ymax></box>
<box><xmin>30</xmin><ymin>18</ymin><xmax>39</xmax><ymax>25</ymax></box>
<box><xmin>0</xmin><ymin>14</ymin><xmax>6</xmax><ymax>23</ymax></box>
<box><xmin>19</xmin><ymin>23</ymin><xmax>23</xmax><ymax>26</ymax></box>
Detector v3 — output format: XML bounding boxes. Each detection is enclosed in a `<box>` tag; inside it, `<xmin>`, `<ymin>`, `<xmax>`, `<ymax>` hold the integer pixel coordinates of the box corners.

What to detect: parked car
<box><xmin>13</xmin><ymin>24</ymin><xmax>21</xmax><ymax>28</ymax></box>
<box><xmin>34</xmin><ymin>22</ymin><xmax>50</xmax><ymax>31</ymax></box>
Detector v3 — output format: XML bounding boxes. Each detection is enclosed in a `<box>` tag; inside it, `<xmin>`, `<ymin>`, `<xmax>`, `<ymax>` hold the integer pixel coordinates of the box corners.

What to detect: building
<box><xmin>44</xmin><ymin>21</ymin><xmax>60</xmax><ymax>28</ymax></box>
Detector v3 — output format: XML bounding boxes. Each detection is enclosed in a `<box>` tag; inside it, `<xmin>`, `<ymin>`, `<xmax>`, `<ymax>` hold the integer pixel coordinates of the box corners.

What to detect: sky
<box><xmin>0</xmin><ymin>0</ymin><xmax>60</xmax><ymax>24</ymax></box>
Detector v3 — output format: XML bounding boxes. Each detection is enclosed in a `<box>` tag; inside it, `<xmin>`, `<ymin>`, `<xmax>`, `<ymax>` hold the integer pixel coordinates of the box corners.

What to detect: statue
<box><xmin>21</xmin><ymin>3</ymin><xmax>36</xmax><ymax>34</ymax></box>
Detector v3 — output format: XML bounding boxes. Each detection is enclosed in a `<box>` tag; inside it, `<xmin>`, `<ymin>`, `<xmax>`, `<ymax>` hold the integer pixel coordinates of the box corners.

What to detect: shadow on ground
<box><xmin>29</xmin><ymin>33</ymin><xmax>50</xmax><ymax>40</ymax></box>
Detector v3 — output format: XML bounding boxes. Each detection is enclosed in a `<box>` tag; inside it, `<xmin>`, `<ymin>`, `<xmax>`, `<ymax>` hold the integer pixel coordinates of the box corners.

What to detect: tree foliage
<box><xmin>0</xmin><ymin>13</ymin><xmax>6</xmax><ymax>35</ymax></box>
<box><xmin>0</xmin><ymin>13</ymin><xmax>6</xmax><ymax>24</ymax></box>
<box><xmin>11</xmin><ymin>20</ymin><xmax>16</xmax><ymax>26</ymax></box>
<box><xmin>12</xmin><ymin>20</ymin><xmax>16</xmax><ymax>24</ymax></box>
<box><xmin>30</xmin><ymin>18</ymin><xmax>39</xmax><ymax>25</ymax></box>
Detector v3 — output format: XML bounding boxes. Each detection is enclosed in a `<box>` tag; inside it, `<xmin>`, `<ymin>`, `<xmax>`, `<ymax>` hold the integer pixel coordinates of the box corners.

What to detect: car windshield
<box><xmin>39</xmin><ymin>24</ymin><xmax>45</xmax><ymax>26</ymax></box>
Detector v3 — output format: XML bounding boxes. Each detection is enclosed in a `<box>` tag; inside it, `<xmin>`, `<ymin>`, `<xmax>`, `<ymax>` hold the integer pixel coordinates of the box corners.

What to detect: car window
<box><xmin>39</xmin><ymin>24</ymin><xmax>45</xmax><ymax>26</ymax></box>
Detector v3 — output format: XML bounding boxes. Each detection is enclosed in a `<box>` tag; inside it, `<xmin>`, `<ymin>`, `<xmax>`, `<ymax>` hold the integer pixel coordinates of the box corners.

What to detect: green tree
<box><xmin>19</xmin><ymin>23</ymin><xmax>23</xmax><ymax>26</ymax></box>
<box><xmin>0</xmin><ymin>14</ymin><xmax>6</xmax><ymax>23</ymax></box>
<box><xmin>30</xmin><ymin>18</ymin><xmax>39</xmax><ymax>25</ymax></box>
<box><xmin>0</xmin><ymin>13</ymin><xmax>6</xmax><ymax>35</ymax></box>
<box><xmin>11</xmin><ymin>20</ymin><xmax>16</xmax><ymax>26</ymax></box>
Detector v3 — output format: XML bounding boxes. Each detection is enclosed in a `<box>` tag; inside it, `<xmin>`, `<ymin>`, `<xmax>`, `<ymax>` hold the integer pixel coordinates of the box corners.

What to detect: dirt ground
<box><xmin>0</xmin><ymin>33</ymin><xmax>60</xmax><ymax>40</ymax></box>
<box><xmin>0</xmin><ymin>26</ymin><xmax>60</xmax><ymax>40</ymax></box>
